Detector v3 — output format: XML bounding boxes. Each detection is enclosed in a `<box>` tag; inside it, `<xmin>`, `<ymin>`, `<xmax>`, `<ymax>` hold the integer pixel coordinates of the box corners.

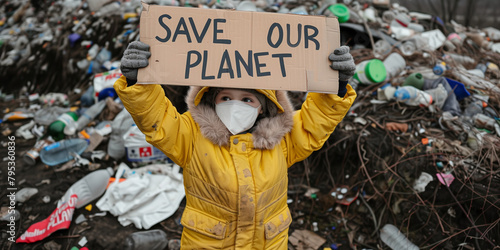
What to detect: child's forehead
<box><xmin>218</xmin><ymin>88</ymin><xmax>256</xmax><ymax>96</ymax></box>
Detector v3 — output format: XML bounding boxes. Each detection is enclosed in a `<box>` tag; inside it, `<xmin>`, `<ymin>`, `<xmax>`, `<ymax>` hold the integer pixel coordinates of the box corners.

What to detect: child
<box><xmin>115</xmin><ymin>41</ymin><xmax>356</xmax><ymax>249</ymax></box>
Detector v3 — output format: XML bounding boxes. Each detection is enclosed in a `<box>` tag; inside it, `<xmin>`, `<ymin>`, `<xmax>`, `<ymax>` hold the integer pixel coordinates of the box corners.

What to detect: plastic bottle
<box><xmin>23</xmin><ymin>138</ymin><xmax>55</xmax><ymax>166</ymax></box>
<box><xmin>475</xmin><ymin>63</ymin><xmax>487</xmax><ymax>74</ymax></box>
<box><xmin>39</xmin><ymin>138</ymin><xmax>89</xmax><ymax>166</ymax></box>
<box><xmin>424</xmin><ymin>84</ymin><xmax>448</xmax><ymax>110</ymax></box>
<box><xmin>34</xmin><ymin>106</ymin><xmax>71</xmax><ymax>126</ymax></box>
<box><xmin>374</xmin><ymin>39</ymin><xmax>392</xmax><ymax>57</ymax></box>
<box><xmin>75</xmin><ymin>99</ymin><xmax>107</xmax><ymax>132</ymax></box>
<box><xmin>80</xmin><ymin>85</ymin><xmax>95</xmax><ymax>107</ymax></box>
<box><xmin>108</xmin><ymin>108</ymin><xmax>135</xmax><ymax>159</ymax></box>
<box><xmin>394</xmin><ymin>86</ymin><xmax>433</xmax><ymax>107</ymax></box>
<box><xmin>353</xmin><ymin>59</ymin><xmax>387</xmax><ymax>85</ymax></box>
<box><xmin>382</xmin><ymin>10</ymin><xmax>395</xmax><ymax>23</ymax></box>
<box><xmin>58</xmin><ymin>167</ymin><xmax>114</xmax><ymax>209</ymax></box>
<box><xmin>383</xmin><ymin>53</ymin><xmax>406</xmax><ymax>80</ymax></box>
<box><xmin>433</xmin><ymin>61</ymin><xmax>448</xmax><ymax>75</ymax></box>
<box><xmin>402</xmin><ymin>72</ymin><xmax>424</xmax><ymax>89</ymax></box>
<box><xmin>380</xmin><ymin>224</ymin><xmax>419</xmax><ymax>250</ymax></box>
<box><xmin>47</xmin><ymin>112</ymin><xmax>79</xmax><ymax>141</ymax></box>
<box><xmin>123</xmin><ymin>230</ymin><xmax>168</xmax><ymax>250</ymax></box>
<box><xmin>473</xmin><ymin>113</ymin><xmax>500</xmax><ymax>133</ymax></box>
<box><xmin>463</xmin><ymin>100</ymin><xmax>485</xmax><ymax>117</ymax></box>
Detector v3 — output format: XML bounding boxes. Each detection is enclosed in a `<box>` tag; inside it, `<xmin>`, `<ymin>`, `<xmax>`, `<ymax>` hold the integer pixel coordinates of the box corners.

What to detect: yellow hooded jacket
<box><xmin>114</xmin><ymin>75</ymin><xmax>356</xmax><ymax>249</ymax></box>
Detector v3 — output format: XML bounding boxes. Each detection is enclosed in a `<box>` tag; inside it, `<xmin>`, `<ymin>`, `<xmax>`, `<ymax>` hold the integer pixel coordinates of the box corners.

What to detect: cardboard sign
<box><xmin>138</xmin><ymin>4</ymin><xmax>340</xmax><ymax>93</ymax></box>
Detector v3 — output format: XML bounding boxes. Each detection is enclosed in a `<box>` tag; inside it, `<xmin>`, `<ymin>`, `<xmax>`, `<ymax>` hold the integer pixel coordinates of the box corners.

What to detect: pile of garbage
<box><xmin>1</xmin><ymin>0</ymin><xmax>499</xmax><ymax>249</ymax></box>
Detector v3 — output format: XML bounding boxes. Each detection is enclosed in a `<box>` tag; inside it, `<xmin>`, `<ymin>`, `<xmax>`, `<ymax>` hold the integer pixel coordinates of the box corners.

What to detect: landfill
<box><xmin>0</xmin><ymin>0</ymin><xmax>499</xmax><ymax>249</ymax></box>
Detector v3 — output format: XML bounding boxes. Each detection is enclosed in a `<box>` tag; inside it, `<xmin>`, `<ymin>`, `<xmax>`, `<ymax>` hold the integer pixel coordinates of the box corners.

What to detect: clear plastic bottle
<box><xmin>123</xmin><ymin>230</ymin><xmax>168</xmax><ymax>250</ymax></box>
<box><xmin>394</xmin><ymin>86</ymin><xmax>433</xmax><ymax>107</ymax></box>
<box><xmin>424</xmin><ymin>84</ymin><xmax>448</xmax><ymax>110</ymax></box>
<box><xmin>58</xmin><ymin>167</ymin><xmax>114</xmax><ymax>209</ymax></box>
<box><xmin>463</xmin><ymin>100</ymin><xmax>485</xmax><ymax>117</ymax></box>
<box><xmin>47</xmin><ymin>111</ymin><xmax>79</xmax><ymax>141</ymax></box>
<box><xmin>39</xmin><ymin>138</ymin><xmax>89</xmax><ymax>166</ymax></box>
<box><xmin>75</xmin><ymin>99</ymin><xmax>107</xmax><ymax>132</ymax></box>
<box><xmin>380</xmin><ymin>224</ymin><xmax>419</xmax><ymax>250</ymax></box>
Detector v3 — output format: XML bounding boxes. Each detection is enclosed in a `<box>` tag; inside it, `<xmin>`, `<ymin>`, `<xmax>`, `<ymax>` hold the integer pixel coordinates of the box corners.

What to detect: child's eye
<box><xmin>242</xmin><ymin>98</ymin><xmax>254</xmax><ymax>103</ymax></box>
<box><xmin>221</xmin><ymin>96</ymin><xmax>231</xmax><ymax>101</ymax></box>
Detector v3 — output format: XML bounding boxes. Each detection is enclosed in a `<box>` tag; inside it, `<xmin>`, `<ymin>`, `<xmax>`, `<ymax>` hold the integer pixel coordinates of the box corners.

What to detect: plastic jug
<box><xmin>353</xmin><ymin>59</ymin><xmax>387</xmax><ymax>85</ymax></box>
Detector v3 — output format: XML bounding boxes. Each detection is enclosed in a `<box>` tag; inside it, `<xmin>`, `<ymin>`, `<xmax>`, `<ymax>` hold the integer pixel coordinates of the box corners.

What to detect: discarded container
<box><xmin>58</xmin><ymin>167</ymin><xmax>114</xmax><ymax>209</ymax></box>
<box><xmin>403</xmin><ymin>72</ymin><xmax>424</xmax><ymax>90</ymax></box>
<box><xmin>473</xmin><ymin>113</ymin><xmax>500</xmax><ymax>136</ymax></box>
<box><xmin>383</xmin><ymin>53</ymin><xmax>406</xmax><ymax>80</ymax></box>
<box><xmin>123</xmin><ymin>125</ymin><xmax>169</xmax><ymax>163</ymax></box>
<box><xmin>424</xmin><ymin>84</ymin><xmax>448</xmax><ymax>110</ymax></box>
<box><xmin>15</xmin><ymin>187</ymin><xmax>39</xmax><ymax>203</ymax></box>
<box><xmin>34</xmin><ymin>107</ymin><xmax>71</xmax><ymax>126</ymax></box>
<box><xmin>433</xmin><ymin>61</ymin><xmax>448</xmax><ymax>75</ymax></box>
<box><xmin>353</xmin><ymin>59</ymin><xmax>387</xmax><ymax>85</ymax></box>
<box><xmin>394</xmin><ymin>86</ymin><xmax>433</xmax><ymax>107</ymax></box>
<box><xmin>40</xmin><ymin>138</ymin><xmax>89</xmax><ymax>166</ymax></box>
<box><xmin>23</xmin><ymin>138</ymin><xmax>55</xmax><ymax>166</ymax></box>
<box><xmin>380</xmin><ymin>224</ymin><xmax>419</xmax><ymax>250</ymax></box>
<box><xmin>75</xmin><ymin>99</ymin><xmax>107</xmax><ymax>132</ymax></box>
<box><xmin>445</xmin><ymin>78</ymin><xmax>470</xmax><ymax>101</ymax></box>
<box><xmin>464</xmin><ymin>100</ymin><xmax>485</xmax><ymax>117</ymax></box>
<box><xmin>444</xmin><ymin>54</ymin><xmax>475</xmax><ymax>65</ymax></box>
<box><xmin>108</xmin><ymin>108</ymin><xmax>135</xmax><ymax>159</ymax></box>
<box><xmin>374</xmin><ymin>39</ymin><xmax>392</xmax><ymax>57</ymax></box>
<box><xmin>80</xmin><ymin>85</ymin><xmax>95</xmax><ymax>107</ymax></box>
<box><xmin>328</xmin><ymin>4</ymin><xmax>349</xmax><ymax>23</ymax></box>
<box><xmin>47</xmin><ymin>112</ymin><xmax>79</xmax><ymax>141</ymax></box>
<box><xmin>123</xmin><ymin>229</ymin><xmax>168</xmax><ymax>250</ymax></box>
<box><xmin>97</xmin><ymin>87</ymin><xmax>118</xmax><ymax>101</ymax></box>
<box><xmin>2</xmin><ymin>111</ymin><xmax>34</xmax><ymax>123</ymax></box>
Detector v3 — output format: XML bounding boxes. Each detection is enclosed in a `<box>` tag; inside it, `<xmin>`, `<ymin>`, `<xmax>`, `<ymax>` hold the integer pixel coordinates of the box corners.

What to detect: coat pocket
<box><xmin>264</xmin><ymin>206</ymin><xmax>292</xmax><ymax>240</ymax></box>
<box><xmin>181</xmin><ymin>206</ymin><xmax>228</xmax><ymax>240</ymax></box>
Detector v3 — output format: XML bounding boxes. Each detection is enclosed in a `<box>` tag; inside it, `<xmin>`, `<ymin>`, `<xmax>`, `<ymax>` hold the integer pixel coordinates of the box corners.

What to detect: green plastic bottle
<box><xmin>47</xmin><ymin>112</ymin><xmax>79</xmax><ymax>141</ymax></box>
<box><xmin>402</xmin><ymin>72</ymin><xmax>425</xmax><ymax>90</ymax></box>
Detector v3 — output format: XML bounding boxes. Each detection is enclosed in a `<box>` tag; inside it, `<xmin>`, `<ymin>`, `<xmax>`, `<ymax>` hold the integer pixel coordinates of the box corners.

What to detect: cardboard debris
<box><xmin>138</xmin><ymin>3</ymin><xmax>341</xmax><ymax>93</ymax></box>
<box><xmin>289</xmin><ymin>229</ymin><xmax>326</xmax><ymax>250</ymax></box>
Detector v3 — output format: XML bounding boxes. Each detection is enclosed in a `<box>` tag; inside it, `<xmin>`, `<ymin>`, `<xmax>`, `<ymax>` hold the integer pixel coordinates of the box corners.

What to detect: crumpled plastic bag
<box><xmin>96</xmin><ymin>162</ymin><xmax>185</xmax><ymax>229</ymax></box>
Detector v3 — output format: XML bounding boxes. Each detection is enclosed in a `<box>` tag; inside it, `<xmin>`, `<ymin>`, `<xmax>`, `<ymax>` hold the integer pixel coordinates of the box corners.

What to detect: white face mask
<box><xmin>215</xmin><ymin>100</ymin><xmax>260</xmax><ymax>135</ymax></box>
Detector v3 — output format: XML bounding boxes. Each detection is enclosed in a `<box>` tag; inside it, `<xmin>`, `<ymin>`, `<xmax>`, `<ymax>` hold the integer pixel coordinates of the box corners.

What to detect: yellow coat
<box><xmin>114</xmin><ymin>75</ymin><xmax>356</xmax><ymax>249</ymax></box>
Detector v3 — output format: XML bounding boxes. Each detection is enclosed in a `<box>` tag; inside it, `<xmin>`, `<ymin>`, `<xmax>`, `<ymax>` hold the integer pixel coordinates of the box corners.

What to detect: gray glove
<box><xmin>329</xmin><ymin>46</ymin><xmax>356</xmax><ymax>81</ymax></box>
<box><xmin>120</xmin><ymin>41</ymin><xmax>151</xmax><ymax>81</ymax></box>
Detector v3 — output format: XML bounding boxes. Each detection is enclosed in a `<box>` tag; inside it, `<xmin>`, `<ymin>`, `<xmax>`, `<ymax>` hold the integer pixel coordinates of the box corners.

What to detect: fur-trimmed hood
<box><xmin>185</xmin><ymin>86</ymin><xmax>295</xmax><ymax>149</ymax></box>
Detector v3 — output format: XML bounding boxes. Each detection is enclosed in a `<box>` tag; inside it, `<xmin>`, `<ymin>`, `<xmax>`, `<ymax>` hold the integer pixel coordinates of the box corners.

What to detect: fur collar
<box><xmin>185</xmin><ymin>86</ymin><xmax>295</xmax><ymax>149</ymax></box>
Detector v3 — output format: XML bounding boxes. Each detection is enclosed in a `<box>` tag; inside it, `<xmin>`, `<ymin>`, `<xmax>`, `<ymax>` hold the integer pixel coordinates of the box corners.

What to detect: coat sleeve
<box><xmin>114</xmin><ymin>75</ymin><xmax>194</xmax><ymax>166</ymax></box>
<box><xmin>283</xmin><ymin>84</ymin><xmax>356</xmax><ymax>167</ymax></box>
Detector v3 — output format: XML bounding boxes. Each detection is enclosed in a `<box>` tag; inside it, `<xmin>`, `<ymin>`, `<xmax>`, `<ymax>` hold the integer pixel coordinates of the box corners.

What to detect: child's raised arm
<box><xmin>114</xmin><ymin>41</ymin><xmax>195</xmax><ymax>166</ymax></box>
<box><xmin>283</xmin><ymin>46</ymin><xmax>357</xmax><ymax>166</ymax></box>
